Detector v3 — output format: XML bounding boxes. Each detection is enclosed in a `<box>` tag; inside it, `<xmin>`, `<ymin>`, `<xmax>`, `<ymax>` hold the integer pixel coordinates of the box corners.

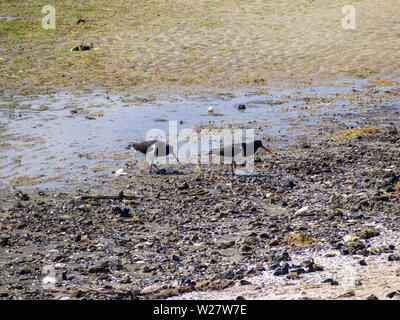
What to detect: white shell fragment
<box><xmin>115</xmin><ymin>168</ymin><xmax>128</xmax><ymax>176</ymax></box>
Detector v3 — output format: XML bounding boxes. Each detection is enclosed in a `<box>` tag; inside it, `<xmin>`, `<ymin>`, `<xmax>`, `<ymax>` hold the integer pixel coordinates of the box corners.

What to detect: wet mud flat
<box><xmin>0</xmin><ymin>78</ymin><xmax>399</xmax><ymax>190</ymax></box>
<box><xmin>0</xmin><ymin>120</ymin><xmax>400</xmax><ymax>300</ymax></box>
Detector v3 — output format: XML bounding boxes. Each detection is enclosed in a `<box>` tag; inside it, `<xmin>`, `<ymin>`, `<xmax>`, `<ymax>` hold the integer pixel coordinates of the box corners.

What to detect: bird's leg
<box><xmin>170</xmin><ymin>150</ymin><xmax>180</xmax><ymax>164</ymax></box>
<box><xmin>149</xmin><ymin>161</ymin><xmax>160</xmax><ymax>173</ymax></box>
<box><xmin>231</xmin><ymin>162</ymin><xmax>236</xmax><ymax>177</ymax></box>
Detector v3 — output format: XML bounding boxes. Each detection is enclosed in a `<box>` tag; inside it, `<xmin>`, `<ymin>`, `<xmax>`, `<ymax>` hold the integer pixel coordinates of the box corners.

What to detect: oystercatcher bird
<box><xmin>127</xmin><ymin>140</ymin><xmax>179</xmax><ymax>173</ymax></box>
<box><xmin>209</xmin><ymin>140</ymin><xmax>272</xmax><ymax>176</ymax></box>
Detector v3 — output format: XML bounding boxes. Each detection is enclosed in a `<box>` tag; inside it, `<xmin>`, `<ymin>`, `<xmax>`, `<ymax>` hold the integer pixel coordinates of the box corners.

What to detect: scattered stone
<box><xmin>178</xmin><ymin>182</ymin><xmax>189</xmax><ymax>190</ymax></box>
<box><xmin>120</xmin><ymin>275</ymin><xmax>131</xmax><ymax>284</ymax></box>
<box><xmin>273</xmin><ymin>263</ymin><xmax>289</xmax><ymax>276</ymax></box>
<box><xmin>388</xmin><ymin>254</ymin><xmax>400</xmax><ymax>261</ymax></box>
<box><xmin>354</xmin><ymin>280</ymin><xmax>362</xmax><ymax>286</ymax></box>
<box><xmin>286</xmin><ymin>271</ymin><xmax>301</xmax><ymax>280</ymax></box>
<box><xmin>139</xmin><ymin>283</ymin><xmax>164</xmax><ymax>295</ymax></box>
<box><xmin>71</xmin><ymin>43</ymin><xmax>93</xmax><ymax>51</ymax></box>
<box><xmin>78</xmin><ymin>204</ymin><xmax>91</xmax><ymax>212</ymax></box>
<box><xmin>386</xmin><ymin>291</ymin><xmax>400</xmax><ymax>299</ymax></box>
<box><xmin>218</xmin><ymin>240</ymin><xmax>236</xmax><ymax>249</ymax></box>
<box><xmin>284</xmin><ymin>233</ymin><xmax>316</xmax><ymax>246</ymax></box>
<box><xmin>75</xmin><ymin>290</ymin><xmax>83</xmax><ymax>298</ymax></box>
<box><xmin>356</xmin><ymin>228</ymin><xmax>380</xmax><ymax>240</ymax></box>
<box><xmin>0</xmin><ymin>238</ymin><xmax>9</xmax><ymax>247</ymax></box>
<box><xmin>292</xmin><ymin>206</ymin><xmax>310</xmax><ymax>218</ymax></box>
<box><xmin>359</xmin><ymin>260</ymin><xmax>368</xmax><ymax>266</ymax></box>
<box><xmin>366</xmin><ymin>294</ymin><xmax>379</xmax><ymax>300</ymax></box>
<box><xmin>338</xmin><ymin>291</ymin><xmax>355</xmax><ymax>298</ymax></box>
<box><xmin>19</xmin><ymin>194</ymin><xmax>29</xmax><ymax>201</ymax></box>
<box><xmin>61</xmin><ymin>271</ymin><xmax>74</xmax><ymax>281</ymax></box>
<box><xmin>88</xmin><ymin>261</ymin><xmax>110</xmax><ymax>274</ymax></box>
<box><xmin>172</xmin><ymin>255</ymin><xmax>182</xmax><ymax>262</ymax></box>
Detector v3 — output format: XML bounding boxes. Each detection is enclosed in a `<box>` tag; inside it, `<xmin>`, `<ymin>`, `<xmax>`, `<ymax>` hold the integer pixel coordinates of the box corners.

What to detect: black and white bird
<box><xmin>209</xmin><ymin>140</ymin><xmax>272</xmax><ymax>176</ymax></box>
<box><xmin>127</xmin><ymin>140</ymin><xmax>179</xmax><ymax>173</ymax></box>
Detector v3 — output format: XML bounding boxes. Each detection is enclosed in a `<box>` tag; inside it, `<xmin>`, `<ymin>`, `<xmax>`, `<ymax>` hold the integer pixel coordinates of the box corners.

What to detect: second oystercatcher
<box><xmin>209</xmin><ymin>140</ymin><xmax>272</xmax><ymax>176</ymax></box>
<box><xmin>127</xmin><ymin>140</ymin><xmax>179</xmax><ymax>173</ymax></box>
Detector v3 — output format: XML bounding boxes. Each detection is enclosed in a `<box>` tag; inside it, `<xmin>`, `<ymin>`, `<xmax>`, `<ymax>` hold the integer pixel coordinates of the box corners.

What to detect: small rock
<box><xmin>139</xmin><ymin>283</ymin><xmax>164</xmax><ymax>295</ymax></box>
<box><xmin>236</xmin><ymin>296</ymin><xmax>246</xmax><ymax>300</ymax></box>
<box><xmin>115</xmin><ymin>168</ymin><xmax>128</xmax><ymax>177</ymax></box>
<box><xmin>284</xmin><ymin>181</ymin><xmax>295</xmax><ymax>189</ymax></box>
<box><xmin>356</xmin><ymin>228</ymin><xmax>380</xmax><ymax>240</ymax></box>
<box><xmin>172</xmin><ymin>255</ymin><xmax>182</xmax><ymax>262</ymax></box>
<box><xmin>354</xmin><ymin>280</ymin><xmax>362</xmax><ymax>286</ymax></box>
<box><xmin>240</xmin><ymin>245</ymin><xmax>252</xmax><ymax>253</ymax></box>
<box><xmin>388</xmin><ymin>254</ymin><xmax>400</xmax><ymax>261</ymax></box>
<box><xmin>142</xmin><ymin>265</ymin><xmax>152</xmax><ymax>273</ymax></box>
<box><xmin>88</xmin><ymin>261</ymin><xmax>110</xmax><ymax>274</ymax></box>
<box><xmin>78</xmin><ymin>204</ymin><xmax>91</xmax><ymax>212</ymax></box>
<box><xmin>71</xmin><ymin>43</ymin><xmax>93</xmax><ymax>51</ymax></box>
<box><xmin>286</xmin><ymin>271</ymin><xmax>301</xmax><ymax>280</ymax></box>
<box><xmin>237</xmin><ymin>104</ymin><xmax>246</xmax><ymax>110</ymax></box>
<box><xmin>75</xmin><ymin>290</ymin><xmax>83</xmax><ymax>298</ymax></box>
<box><xmin>61</xmin><ymin>271</ymin><xmax>74</xmax><ymax>281</ymax></box>
<box><xmin>120</xmin><ymin>208</ymin><xmax>131</xmax><ymax>218</ymax></box>
<box><xmin>359</xmin><ymin>259</ymin><xmax>368</xmax><ymax>266</ymax></box>
<box><xmin>0</xmin><ymin>238</ymin><xmax>9</xmax><ymax>247</ymax></box>
<box><xmin>386</xmin><ymin>291</ymin><xmax>399</xmax><ymax>299</ymax></box>
<box><xmin>273</xmin><ymin>263</ymin><xmax>289</xmax><ymax>276</ymax></box>
<box><xmin>284</xmin><ymin>233</ymin><xmax>316</xmax><ymax>246</ymax></box>
<box><xmin>366</xmin><ymin>294</ymin><xmax>379</xmax><ymax>300</ymax></box>
<box><xmin>19</xmin><ymin>194</ymin><xmax>29</xmax><ymax>201</ymax></box>
<box><xmin>339</xmin><ymin>291</ymin><xmax>355</xmax><ymax>298</ymax></box>
<box><xmin>293</xmin><ymin>206</ymin><xmax>310</xmax><ymax>217</ymax></box>
<box><xmin>178</xmin><ymin>182</ymin><xmax>189</xmax><ymax>190</ymax></box>
<box><xmin>307</xmin><ymin>263</ymin><xmax>323</xmax><ymax>272</ymax></box>
<box><xmin>120</xmin><ymin>275</ymin><xmax>131</xmax><ymax>284</ymax></box>
<box><xmin>218</xmin><ymin>240</ymin><xmax>235</xmax><ymax>249</ymax></box>
<box><xmin>240</xmin><ymin>279</ymin><xmax>251</xmax><ymax>286</ymax></box>
<box><xmin>322</xmin><ymin>278</ymin><xmax>339</xmax><ymax>285</ymax></box>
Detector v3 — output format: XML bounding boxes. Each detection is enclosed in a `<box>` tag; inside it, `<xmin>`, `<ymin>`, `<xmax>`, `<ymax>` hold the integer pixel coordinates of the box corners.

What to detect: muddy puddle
<box><xmin>0</xmin><ymin>78</ymin><xmax>399</xmax><ymax>189</ymax></box>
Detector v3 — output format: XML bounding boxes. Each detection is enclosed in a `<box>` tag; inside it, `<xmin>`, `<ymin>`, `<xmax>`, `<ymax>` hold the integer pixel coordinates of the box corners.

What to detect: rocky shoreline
<box><xmin>1</xmin><ymin>124</ymin><xmax>399</xmax><ymax>300</ymax></box>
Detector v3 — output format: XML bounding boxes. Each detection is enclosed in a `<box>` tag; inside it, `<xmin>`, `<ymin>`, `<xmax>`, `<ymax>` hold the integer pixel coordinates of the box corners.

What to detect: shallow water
<box><xmin>0</xmin><ymin>78</ymin><xmax>399</xmax><ymax>189</ymax></box>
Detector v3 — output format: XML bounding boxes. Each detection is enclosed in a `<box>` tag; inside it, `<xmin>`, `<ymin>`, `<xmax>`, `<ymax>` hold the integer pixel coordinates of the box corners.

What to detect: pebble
<box><xmin>386</xmin><ymin>291</ymin><xmax>400</xmax><ymax>299</ymax></box>
<box><xmin>388</xmin><ymin>254</ymin><xmax>400</xmax><ymax>261</ymax></box>
<box><xmin>172</xmin><ymin>255</ymin><xmax>182</xmax><ymax>262</ymax></box>
<box><xmin>19</xmin><ymin>194</ymin><xmax>29</xmax><ymax>201</ymax></box>
<box><xmin>178</xmin><ymin>182</ymin><xmax>189</xmax><ymax>190</ymax></box>
<box><xmin>273</xmin><ymin>263</ymin><xmax>289</xmax><ymax>276</ymax></box>
<box><xmin>359</xmin><ymin>259</ymin><xmax>368</xmax><ymax>266</ymax></box>
<box><xmin>240</xmin><ymin>279</ymin><xmax>251</xmax><ymax>286</ymax></box>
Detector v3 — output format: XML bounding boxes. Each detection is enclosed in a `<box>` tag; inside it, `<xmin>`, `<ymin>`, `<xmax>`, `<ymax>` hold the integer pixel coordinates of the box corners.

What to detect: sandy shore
<box><xmin>0</xmin><ymin>0</ymin><xmax>399</xmax><ymax>94</ymax></box>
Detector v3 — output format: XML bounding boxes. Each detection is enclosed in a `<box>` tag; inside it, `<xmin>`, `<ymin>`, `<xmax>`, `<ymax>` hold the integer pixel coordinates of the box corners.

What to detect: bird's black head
<box><xmin>254</xmin><ymin>140</ymin><xmax>263</xmax><ymax>149</ymax></box>
<box><xmin>254</xmin><ymin>140</ymin><xmax>273</xmax><ymax>153</ymax></box>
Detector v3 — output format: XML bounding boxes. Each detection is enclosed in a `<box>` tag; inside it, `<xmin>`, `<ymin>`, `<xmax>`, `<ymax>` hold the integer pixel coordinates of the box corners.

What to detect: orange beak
<box><xmin>261</xmin><ymin>145</ymin><xmax>273</xmax><ymax>153</ymax></box>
